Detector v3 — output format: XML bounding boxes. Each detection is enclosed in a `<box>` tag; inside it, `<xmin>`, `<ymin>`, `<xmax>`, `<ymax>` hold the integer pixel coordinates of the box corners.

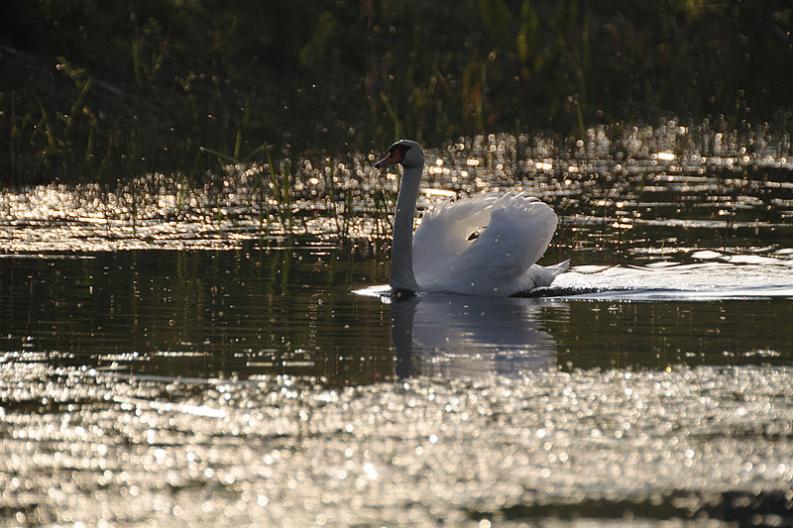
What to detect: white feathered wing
<box><xmin>412</xmin><ymin>192</ymin><xmax>567</xmax><ymax>296</ymax></box>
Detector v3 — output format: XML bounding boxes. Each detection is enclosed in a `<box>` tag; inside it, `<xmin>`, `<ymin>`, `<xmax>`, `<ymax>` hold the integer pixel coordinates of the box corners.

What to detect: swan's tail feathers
<box><xmin>548</xmin><ymin>259</ymin><xmax>571</xmax><ymax>274</ymax></box>
<box><xmin>531</xmin><ymin>259</ymin><xmax>571</xmax><ymax>288</ymax></box>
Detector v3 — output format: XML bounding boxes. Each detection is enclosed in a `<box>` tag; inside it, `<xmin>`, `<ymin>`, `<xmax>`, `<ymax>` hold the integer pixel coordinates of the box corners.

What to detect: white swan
<box><xmin>374</xmin><ymin>139</ymin><xmax>569</xmax><ymax>298</ymax></box>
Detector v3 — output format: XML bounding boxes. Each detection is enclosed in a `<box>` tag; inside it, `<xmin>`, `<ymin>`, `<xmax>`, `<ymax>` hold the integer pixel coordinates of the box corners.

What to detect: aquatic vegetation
<box><xmin>1</xmin><ymin>127</ymin><xmax>792</xmax><ymax>255</ymax></box>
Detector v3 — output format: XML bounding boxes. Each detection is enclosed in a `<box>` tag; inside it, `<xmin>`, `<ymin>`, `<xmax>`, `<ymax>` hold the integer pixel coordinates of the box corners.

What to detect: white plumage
<box><xmin>413</xmin><ymin>191</ymin><xmax>568</xmax><ymax>295</ymax></box>
<box><xmin>375</xmin><ymin>140</ymin><xmax>568</xmax><ymax>297</ymax></box>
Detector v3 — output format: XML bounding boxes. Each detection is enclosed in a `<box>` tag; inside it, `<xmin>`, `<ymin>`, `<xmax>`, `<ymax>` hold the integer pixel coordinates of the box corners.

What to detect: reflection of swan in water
<box><xmin>374</xmin><ymin>140</ymin><xmax>569</xmax><ymax>298</ymax></box>
<box><xmin>389</xmin><ymin>293</ymin><xmax>557</xmax><ymax>379</ymax></box>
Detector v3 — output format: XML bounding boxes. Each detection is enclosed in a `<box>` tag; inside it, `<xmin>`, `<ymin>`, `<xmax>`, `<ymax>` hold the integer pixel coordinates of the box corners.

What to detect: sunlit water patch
<box><xmin>2</xmin><ymin>364</ymin><xmax>793</xmax><ymax>527</ymax></box>
<box><xmin>544</xmin><ymin>259</ymin><xmax>793</xmax><ymax>301</ymax></box>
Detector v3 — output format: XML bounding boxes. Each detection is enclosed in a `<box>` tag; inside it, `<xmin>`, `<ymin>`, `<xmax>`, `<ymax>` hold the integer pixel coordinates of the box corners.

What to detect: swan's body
<box><xmin>413</xmin><ymin>191</ymin><xmax>568</xmax><ymax>295</ymax></box>
<box><xmin>375</xmin><ymin>140</ymin><xmax>568</xmax><ymax>297</ymax></box>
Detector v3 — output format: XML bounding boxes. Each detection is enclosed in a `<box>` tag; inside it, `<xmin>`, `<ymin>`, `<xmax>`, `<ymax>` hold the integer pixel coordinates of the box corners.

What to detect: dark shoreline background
<box><xmin>2</xmin><ymin>0</ymin><xmax>792</xmax><ymax>184</ymax></box>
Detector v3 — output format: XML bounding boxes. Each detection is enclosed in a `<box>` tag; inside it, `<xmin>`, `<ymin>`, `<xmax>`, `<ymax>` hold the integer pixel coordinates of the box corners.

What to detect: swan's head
<box><xmin>374</xmin><ymin>139</ymin><xmax>424</xmax><ymax>170</ymax></box>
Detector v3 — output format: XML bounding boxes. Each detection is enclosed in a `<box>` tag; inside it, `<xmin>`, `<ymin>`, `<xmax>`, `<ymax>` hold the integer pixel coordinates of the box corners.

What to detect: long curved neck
<box><xmin>390</xmin><ymin>163</ymin><xmax>422</xmax><ymax>293</ymax></box>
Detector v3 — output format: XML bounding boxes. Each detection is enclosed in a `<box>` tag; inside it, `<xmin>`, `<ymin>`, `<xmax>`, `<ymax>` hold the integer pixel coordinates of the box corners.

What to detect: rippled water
<box><xmin>3</xmin><ymin>364</ymin><xmax>793</xmax><ymax>527</ymax></box>
<box><xmin>2</xmin><ymin>131</ymin><xmax>793</xmax><ymax>526</ymax></box>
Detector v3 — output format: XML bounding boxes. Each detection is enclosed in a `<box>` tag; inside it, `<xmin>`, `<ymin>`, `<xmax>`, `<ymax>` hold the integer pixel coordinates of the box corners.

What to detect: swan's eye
<box><xmin>389</xmin><ymin>144</ymin><xmax>410</xmax><ymax>157</ymax></box>
<box><xmin>467</xmin><ymin>226</ymin><xmax>487</xmax><ymax>241</ymax></box>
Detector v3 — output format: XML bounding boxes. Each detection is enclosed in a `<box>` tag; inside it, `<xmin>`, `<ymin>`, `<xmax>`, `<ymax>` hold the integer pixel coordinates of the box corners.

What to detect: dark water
<box><xmin>2</xmin><ymin>137</ymin><xmax>793</xmax><ymax>526</ymax></box>
<box><xmin>2</xmin><ymin>249</ymin><xmax>793</xmax><ymax>382</ymax></box>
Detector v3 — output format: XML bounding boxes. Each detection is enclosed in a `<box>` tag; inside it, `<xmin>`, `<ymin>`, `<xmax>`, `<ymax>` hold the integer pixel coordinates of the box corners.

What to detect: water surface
<box><xmin>2</xmin><ymin>134</ymin><xmax>793</xmax><ymax>526</ymax></box>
